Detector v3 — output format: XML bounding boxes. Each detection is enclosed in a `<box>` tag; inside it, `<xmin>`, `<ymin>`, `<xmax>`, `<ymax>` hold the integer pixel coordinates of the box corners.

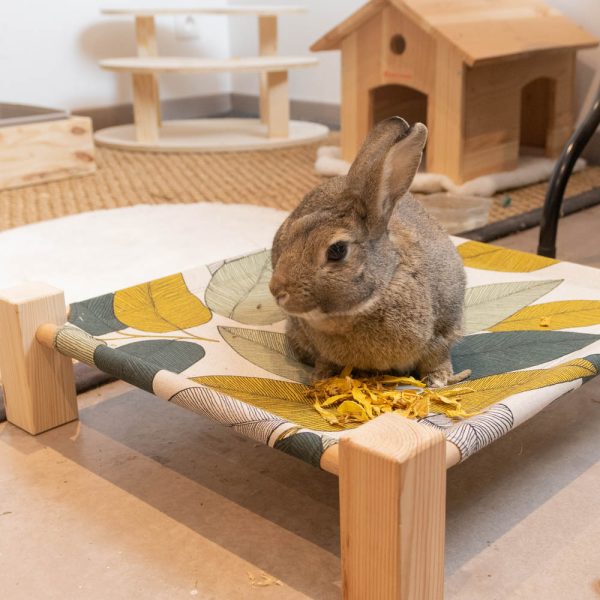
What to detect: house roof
<box><xmin>311</xmin><ymin>0</ymin><xmax>599</xmax><ymax>66</ymax></box>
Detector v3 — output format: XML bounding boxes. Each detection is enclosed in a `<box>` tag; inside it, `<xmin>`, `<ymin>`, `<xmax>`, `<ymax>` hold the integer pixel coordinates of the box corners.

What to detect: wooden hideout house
<box><xmin>311</xmin><ymin>0</ymin><xmax>599</xmax><ymax>183</ymax></box>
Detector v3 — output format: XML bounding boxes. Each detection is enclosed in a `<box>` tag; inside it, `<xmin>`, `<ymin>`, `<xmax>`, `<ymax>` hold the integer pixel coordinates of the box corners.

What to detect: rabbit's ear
<box><xmin>346</xmin><ymin>118</ymin><xmax>427</xmax><ymax>234</ymax></box>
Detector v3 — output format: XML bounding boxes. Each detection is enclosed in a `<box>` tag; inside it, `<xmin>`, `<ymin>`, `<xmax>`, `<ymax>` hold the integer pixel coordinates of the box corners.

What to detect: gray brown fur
<box><xmin>269</xmin><ymin>117</ymin><xmax>468</xmax><ymax>386</ymax></box>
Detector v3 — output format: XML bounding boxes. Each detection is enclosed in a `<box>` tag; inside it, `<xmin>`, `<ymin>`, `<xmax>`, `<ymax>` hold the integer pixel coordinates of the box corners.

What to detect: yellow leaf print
<box><xmin>441</xmin><ymin>358</ymin><xmax>596</xmax><ymax>413</ymax></box>
<box><xmin>489</xmin><ymin>300</ymin><xmax>600</xmax><ymax>331</ymax></box>
<box><xmin>458</xmin><ymin>241</ymin><xmax>558</xmax><ymax>272</ymax></box>
<box><xmin>114</xmin><ymin>273</ymin><xmax>211</xmax><ymax>332</ymax></box>
<box><xmin>193</xmin><ymin>375</ymin><xmax>340</xmax><ymax>432</ymax></box>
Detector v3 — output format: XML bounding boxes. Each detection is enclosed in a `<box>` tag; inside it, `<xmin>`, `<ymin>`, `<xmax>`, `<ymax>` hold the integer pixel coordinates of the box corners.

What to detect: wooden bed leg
<box><xmin>265</xmin><ymin>70</ymin><xmax>289</xmax><ymax>138</ymax></box>
<box><xmin>339</xmin><ymin>413</ymin><xmax>446</xmax><ymax>600</ymax></box>
<box><xmin>0</xmin><ymin>283</ymin><xmax>77</xmax><ymax>435</ymax></box>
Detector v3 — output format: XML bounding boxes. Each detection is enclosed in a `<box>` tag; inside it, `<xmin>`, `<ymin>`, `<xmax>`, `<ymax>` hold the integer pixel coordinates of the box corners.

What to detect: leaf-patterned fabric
<box><xmin>57</xmin><ymin>238</ymin><xmax>600</xmax><ymax>466</ymax></box>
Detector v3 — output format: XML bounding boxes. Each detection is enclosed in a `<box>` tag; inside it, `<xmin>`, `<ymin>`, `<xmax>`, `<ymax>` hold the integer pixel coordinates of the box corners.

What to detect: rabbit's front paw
<box><xmin>422</xmin><ymin>368</ymin><xmax>452</xmax><ymax>388</ymax></box>
<box><xmin>423</xmin><ymin>367</ymin><xmax>472</xmax><ymax>388</ymax></box>
<box><xmin>311</xmin><ymin>359</ymin><xmax>341</xmax><ymax>383</ymax></box>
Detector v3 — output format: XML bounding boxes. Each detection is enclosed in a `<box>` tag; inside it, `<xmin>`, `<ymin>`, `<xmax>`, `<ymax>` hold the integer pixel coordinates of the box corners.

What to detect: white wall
<box><xmin>0</xmin><ymin>0</ymin><xmax>231</xmax><ymax>111</ymax></box>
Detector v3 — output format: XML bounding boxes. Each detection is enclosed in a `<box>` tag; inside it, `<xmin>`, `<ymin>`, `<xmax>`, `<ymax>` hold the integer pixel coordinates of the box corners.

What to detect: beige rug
<box><xmin>0</xmin><ymin>131</ymin><xmax>598</xmax><ymax>231</ymax></box>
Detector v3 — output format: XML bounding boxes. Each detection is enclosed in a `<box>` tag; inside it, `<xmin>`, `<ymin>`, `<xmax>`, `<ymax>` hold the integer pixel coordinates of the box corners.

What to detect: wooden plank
<box><xmin>436</xmin><ymin>16</ymin><xmax>599</xmax><ymax>65</ymax></box>
<box><xmin>258</xmin><ymin>15</ymin><xmax>278</xmax><ymax>125</ymax></box>
<box><xmin>102</xmin><ymin>5</ymin><xmax>306</xmax><ymax>16</ymax></box>
<box><xmin>340</xmin><ymin>33</ymin><xmax>360</xmax><ymax>162</ymax></box>
<box><xmin>340</xmin><ymin>16</ymin><xmax>383</xmax><ymax>163</ymax></box>
<box><xmin>132</xmin><ymin>73</ymin><xmax>160</xmax><ymax>143</ymax></box>
<box><xmin>100</xmin><ymin>55</ymin><xmax>318</xmax><ymax>74</ymax></box>
<box><xmin>0</xmin><ymin>283</ymin><xmax>77</xmax><ymax>435</ymax></box>
<box><xmin>0</xmin><ymin>116</ymin><xmax>95</xmax><ymax>190</ymax></box>
<box><xmin>135</xmin><ymin>15</ymin><xmax>161</xmax><ymax>127</ymax></box>
<box><xmin>265</xmin><ymin>71</ymin><xmax>289</xmax><ymax>138</ymax></box>
<box><xmin>339</xmin><ymin>413</ymin><xmax>446</xmax><ymax>599</ymax></box>
<box><xmin>313</xmin><ymin>0</ymin><xmax>598</xmax><ymax>65</ymax></box>
<box><xmin>460</xmin><ymin>50</ymin><xmax>575</xmax><ymax>180</ymax></box>
<box><xmin>380</xmin><ymin>4</ymin><xmax>436</xmax><ymax>94</ymax></box>
<box><xmin>427</xmin><ymin>42</ymin><xmax>466</xmax><ymax>182</ymax></box>
<box><xmin>396</xmin><ymin>0</ymin><xmax>598</xmax><ymax>65</ymax></box>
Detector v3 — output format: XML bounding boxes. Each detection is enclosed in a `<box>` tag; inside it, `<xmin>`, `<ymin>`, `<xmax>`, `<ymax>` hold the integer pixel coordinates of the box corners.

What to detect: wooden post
<box><xmin>265</xmin><ymin>70</ymin><xmax>289</xmax><ymax>138</ymax></box>
<box><xmin>135</xmin><ymin>15</ymin><xmax>161</xmax><ymax>126</ymax></box>
<box><xmin>339</xmin><ymin>413</ymin><xmax>446</xmax><ymax>600</ymax></box>
<box><xmin>0</xmin><ymin>283</ymin><xmax>77</xmax><ymax>435</ymax></box>
<box><xmin>132</xmin><ymin>72</ymin><xmax>160</xmax><ymax>143</ymax></box>
<box><xmin>258</xmin><ymin>15</ymin><xmax>278</xmax><ymax>124</ymax></box>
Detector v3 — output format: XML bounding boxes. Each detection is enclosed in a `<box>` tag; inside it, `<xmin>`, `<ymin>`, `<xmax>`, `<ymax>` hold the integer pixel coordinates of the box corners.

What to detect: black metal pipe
<box><xmin>538</xmin><ymin>92</ymin><xmax>600</xmax><ymax>258</ymax></box>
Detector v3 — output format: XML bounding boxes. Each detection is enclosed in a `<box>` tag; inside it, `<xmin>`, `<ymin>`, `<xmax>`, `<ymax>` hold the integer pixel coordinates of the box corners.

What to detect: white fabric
<box><xmin>0</xmin><ymin>203</ymin><xmax>287</xmax><ymax>303</ymax></box>
<box><xmin>315</xmin><ymin>145</ymin><xmax>587</xmax><ymax>197</ymax></box>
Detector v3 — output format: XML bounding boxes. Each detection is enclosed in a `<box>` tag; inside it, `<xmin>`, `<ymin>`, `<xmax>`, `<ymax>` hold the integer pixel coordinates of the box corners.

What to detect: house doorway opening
<box><xmin>370</xmin><ymin>84</ymin><xmax>428</xmax><ymax>129</ymax></box>
<box><xmin>520</xmin><ymin>77</ymin><xmax>556</xmax><ymax>155</ymax></box>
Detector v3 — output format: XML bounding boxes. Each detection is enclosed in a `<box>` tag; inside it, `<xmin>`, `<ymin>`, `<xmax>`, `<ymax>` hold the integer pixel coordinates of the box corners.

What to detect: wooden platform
<box><xmin>101</xmin><ymin>5</ymin><xmax>306</xmax><ymax>16</ymax></box>
<box><xmin>93</xmin><ymin>118</ymin><xmax>329</xmax><ymax>152</ymax></box>
<box><xmin>98</xmin><ymin>3</ymin><xmax>316</xmax><ymax>150</ymax></box>
<box><xmin>100</xmin><ymin>55</ymin><xmax>318</xmax><ymax>74</ymax></box>
<box><xmin>0</xmin><ymin>116</ymin><xmax>95</xmax><ymax>190</ymax></box>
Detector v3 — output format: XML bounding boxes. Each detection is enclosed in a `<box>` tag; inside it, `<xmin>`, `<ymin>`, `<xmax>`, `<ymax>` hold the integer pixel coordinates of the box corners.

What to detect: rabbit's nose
<box><xmin>269</xmin><ymin>276</ymin><xmax>289</xmax><ymax>306</ymax></box>
<box><xmin>275</xmin><ymin>291</ymin><xmax>290</xmax><ymax>307</ymax></box>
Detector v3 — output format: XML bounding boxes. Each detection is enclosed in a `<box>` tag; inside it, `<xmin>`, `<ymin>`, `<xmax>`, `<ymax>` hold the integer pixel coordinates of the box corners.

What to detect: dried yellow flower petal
<box><xmin>309</xmin><ymin>367</ymin><xmax>479</xmax><ymax>429</ymax></box>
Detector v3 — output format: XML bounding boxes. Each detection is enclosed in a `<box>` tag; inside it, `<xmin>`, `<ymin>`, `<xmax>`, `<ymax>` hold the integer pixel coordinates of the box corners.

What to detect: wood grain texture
<box><xmin>100</xmin><ymin>56</ymin><xmax>317</xmax><ymax>74</ymax></box>
<box><xmin>313</xmin><ymin>0</ymin><xmax>598</xmax><ymax>63</ymax></box>
<box><xmin>258</xmin><ymin>15</ymin><xmax>278</xmax><ymax>125</ymax></box>
<box><xmin>265</xmin><ymin>71</ymin><xmax>289</xmax><ymax>138</ymax></box>
<box><xmin>135</xmin><ymin>15</ymin><xmax>158</xmax><ymax>56</ymax></box>
<box><xmin>380</xmin><ymin>5</ymin><xmax>435</xmax><ymax>95</ymax></box>
<box><xmin>339</xmin><ymin>14</ymin><xmax>383</xmax><ymax>162</ymax></box>
<box><xmin>461</xmin><ymin>50</ymin><xmax>575</xmax><ymax>180</ymax></box>
<box><xmin>428</xmin><ymin>42</ymin><xmax>466</xmax><ymax>181</ymax></box>
<box><xmin>132</xmin><ymin>73</ymin><xmax>160</xmax><ymax>143</ymax></box>
<box><xmin>135</xmin><ymin>15</ymin><xmax>161</xmax><ymax>126</ymax></box>
<box><xmin>0</xmin><ymin>116</ymin><xmax>95</xmax><ymax>190</ymax></box>
<box><xmin>0</xmin><ymin>283</ymin><xmax>77</xmax><ymax>435</ymax></box>
<box><xmin>339</xmin><ymin>413</ymin><xmax>446</xmax><ymax>599</ymax></box>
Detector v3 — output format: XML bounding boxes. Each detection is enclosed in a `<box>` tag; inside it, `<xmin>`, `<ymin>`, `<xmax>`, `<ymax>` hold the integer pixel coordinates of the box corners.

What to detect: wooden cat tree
<box><xmin>96</xmin><ymin>5</ymin><xmax>328</xmax><ymax>152</ymax></box>
<box><xmin>312</xmin><ymin>0</ymin><xmax>598</xmax><ymax>183</ymax></box>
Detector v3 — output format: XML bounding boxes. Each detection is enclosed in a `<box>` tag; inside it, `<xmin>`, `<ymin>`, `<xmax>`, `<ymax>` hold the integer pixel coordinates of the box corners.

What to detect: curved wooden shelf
<box><xmin>100</xmin><ymin>55</ymin><xmax>318</xmax><ymax>74</ymax></box>
<box><xmin>93</xmin><ymin>118</ymin><xmax>329</xmax><ymax>153</ymax></box>
<box><xmin>101</xmin><ymin>5</ymin><xmax>306</xmax><ymax>17</ymax></box>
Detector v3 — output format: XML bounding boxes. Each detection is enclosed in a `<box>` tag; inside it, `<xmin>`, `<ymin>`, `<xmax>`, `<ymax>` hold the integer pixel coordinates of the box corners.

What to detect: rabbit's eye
<box><xmin>326</xmin><ymin>241</ymin><xmax>348</xmax><ymax>262</ymax></box>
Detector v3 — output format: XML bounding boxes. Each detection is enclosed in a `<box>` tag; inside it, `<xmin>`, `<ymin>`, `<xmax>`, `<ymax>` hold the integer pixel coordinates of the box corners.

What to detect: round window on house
<box><xmin>390</xmin><ymin>34</ymin><xmax>406</xmax><ymax>55</ymax></box>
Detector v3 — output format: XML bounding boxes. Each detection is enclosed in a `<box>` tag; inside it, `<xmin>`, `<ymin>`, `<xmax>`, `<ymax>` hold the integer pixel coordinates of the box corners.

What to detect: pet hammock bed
<box><xmin>1</xmin><ymin>96</ymin><xmax>599</xmax><ymax>599</ymax></box>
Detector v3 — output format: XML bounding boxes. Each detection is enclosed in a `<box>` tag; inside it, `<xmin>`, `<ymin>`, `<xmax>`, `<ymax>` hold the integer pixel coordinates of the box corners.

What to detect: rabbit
<box><xmin>269</xmin><ymin>116</ymin><xmax>470</xmax><ymax>387</ymax></box>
